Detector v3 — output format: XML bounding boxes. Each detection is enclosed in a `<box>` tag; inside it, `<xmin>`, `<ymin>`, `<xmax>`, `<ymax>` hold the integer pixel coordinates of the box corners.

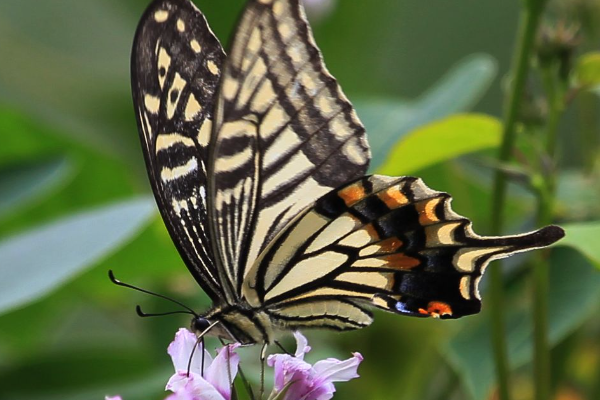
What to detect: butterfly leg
<box><xmin>274</xmin><ymin>340</ymin><xmax>292</xmax><ymax>356</ymax></box>
<box><xmin>260</xmin><ymin>342</ymin><xmax>268</xmax><ymax>400</ymax></box>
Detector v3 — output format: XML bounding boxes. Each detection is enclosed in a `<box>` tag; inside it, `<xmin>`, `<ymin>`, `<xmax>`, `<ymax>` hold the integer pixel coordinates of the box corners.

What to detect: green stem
<box><xmin>489</xmin><ymin>2</ymin><xmax>547</xmax><ymax>400</ymax></box>
<box><xmin>578</xmin><ymin>92</ymin><xmax>599</xmax><ymax>173</ymax></box>
<box><xmin>533</xmin><ymin>63</ymin><xmax>562</xmax><ymax>400</ymax></box>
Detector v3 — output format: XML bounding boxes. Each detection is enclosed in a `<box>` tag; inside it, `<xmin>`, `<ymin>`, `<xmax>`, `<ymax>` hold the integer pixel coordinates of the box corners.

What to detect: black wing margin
<box><xmin>131</xmin><ymin>0</ymin><xmax>226</xmax><ymax>300</ymax></box>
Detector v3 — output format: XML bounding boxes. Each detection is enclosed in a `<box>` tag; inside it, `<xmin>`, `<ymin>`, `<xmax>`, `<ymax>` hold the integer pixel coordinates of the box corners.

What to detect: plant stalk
<box><xmin>533</xmin><ymin>62</ymin><xmax>562</xmax><ymax>400</ymax></box>
<box><xmin>489</xmin><ymin>1</ymin><xmax>547</xmax><ymax>399</ymax></box>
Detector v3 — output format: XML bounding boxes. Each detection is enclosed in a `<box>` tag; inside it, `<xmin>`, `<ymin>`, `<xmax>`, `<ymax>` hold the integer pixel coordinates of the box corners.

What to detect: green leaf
<box><xmin>0</xmin><ymin>347</ymin><xmax>169</xmax><ymax>400</ymax></box>
<box><xmin>558</xmin><ymin>222</ymin><xmax>600</xmax><ymax>269</ymax></box>
<box><xmin>356</xmin><ymin>54</ymin><xmax>498</xmax><ymax>170</ymax></box>
<box><xmin>573</xmin><ymin>52</ymin><xmax>600</xmax><ymax>93</ymax></box>
<box><xmin>556</xmin><ymin>170</ymin><xmax>600</xmax><ymax>220</ymax></box>
<box><xmin>0</xmin><ymin>197</ymin><xmax>156</xmax><ymax>315</ymax></box>
<box><xmin>0</xmin><ymin>108</ymin><xmax>142</xmax><ymax>238</ymax></box>
<box><xmin>442</xmin><ymin>247</ymin><xmax>600</xmax><ymax>400</ymax></box>
<box><xmin>0</xmin><ymin>158</ymin><xmax>73</xmax><ymax>217</ymax></box>
<box><xmin>378</xmin><ymin>114</ymin><xmax>502</xmax><ymax>176</ymax></box>
<box><xmin>0</xmin><ymin>0</ymin><xmax>135</xmax><ymax>152</ymax></box>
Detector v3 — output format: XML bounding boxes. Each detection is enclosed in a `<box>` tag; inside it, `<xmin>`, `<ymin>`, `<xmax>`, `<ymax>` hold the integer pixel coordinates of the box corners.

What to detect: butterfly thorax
<box><xmin>200</xmin><ymin>303</ymin><xmax>276</xmax><ymax>345</ymax></box>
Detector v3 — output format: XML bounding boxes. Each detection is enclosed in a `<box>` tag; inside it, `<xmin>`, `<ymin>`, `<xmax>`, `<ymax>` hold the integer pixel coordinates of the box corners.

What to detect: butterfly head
<box><xmin>191</xmin><ymin>316</ymin><xmax>212</xmax><ymax>333</ymax></box>
<box><xmin>190</xmin><ymin>315</ymin><xmax>239</xmax><ymax>342</ymax></box>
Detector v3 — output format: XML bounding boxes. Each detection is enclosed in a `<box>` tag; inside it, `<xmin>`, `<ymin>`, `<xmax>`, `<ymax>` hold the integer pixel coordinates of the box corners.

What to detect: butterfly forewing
<box><xmin>243</xmin><ymin>175</ymin><xmax>564</xmax><ymax>324</ymax></box>
<box><xmin>131</xmin><ymin>0</ymin><xmax>226</xmax><ymax>300</ymax></box>
<box><xmin>209</xmin><ymin>0</ymin><xmax>370</xmax><ymax>297</ymax></box>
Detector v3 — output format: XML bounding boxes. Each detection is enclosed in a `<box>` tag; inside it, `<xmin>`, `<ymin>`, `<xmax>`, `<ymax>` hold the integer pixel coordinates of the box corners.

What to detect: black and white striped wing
<box><xmin>242</xmin><ymin>175</ymin><xmax>564</xmax><ymax>330</ymax></box>
<box><xmin>209</xmin><ymin>0</ymin><xmax>370</xmax><ymax>297</ymax></box>
<box><xmin>131</xmin><ymin>0</ymin><xmax>226</xmax><ymax>300</ymax></box>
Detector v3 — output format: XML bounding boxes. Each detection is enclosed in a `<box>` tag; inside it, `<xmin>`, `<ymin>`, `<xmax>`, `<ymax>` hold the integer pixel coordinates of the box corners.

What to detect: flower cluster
<box><xmin>268</xmin><ymin>332</ymin><xmax>363</xmax><ymax>400</ymax></box>
<box><xmin>105</xmin><ymin>328</ymin><xmax>362</xmax><ymax>400</ymax></box>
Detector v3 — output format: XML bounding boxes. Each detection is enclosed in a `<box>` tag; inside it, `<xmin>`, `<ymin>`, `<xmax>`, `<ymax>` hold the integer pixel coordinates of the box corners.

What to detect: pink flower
<box><xmin>106</xmin><ymin>329</ymin><xmax>362</xmax><ymax>400</ymax></box>
<box><xmin>267</xmin><ymin>332</ymin><xmax>363</xmax><ymax>400</ymax></box>
<box><xmin>166</xmin><ymin>328</ymin><xmax>240</xmax><ymax>400</ymax></box>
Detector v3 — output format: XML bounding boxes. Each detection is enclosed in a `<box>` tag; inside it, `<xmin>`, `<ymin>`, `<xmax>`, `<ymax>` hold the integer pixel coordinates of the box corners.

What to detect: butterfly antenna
<box><xmin>135</xmin><ymin>305</ymin><xmax>195</xmax><ymax>318</ymax></box>
<box><xmin>108</xmin><ymin>270</ymin><xmax>198</xmax><ymax>317</ymax></box>
<box><xmin>186</xmin><ymin>320</ymin><xmax>220</xmax><ymax>377</ymax></box>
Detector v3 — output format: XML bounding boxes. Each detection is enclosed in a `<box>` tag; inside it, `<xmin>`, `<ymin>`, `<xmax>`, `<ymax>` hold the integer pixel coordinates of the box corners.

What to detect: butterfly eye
<box><xmin>191</xmin><ymin>316</ymin><xmax>212</xmax><ymax>333</ymax></box>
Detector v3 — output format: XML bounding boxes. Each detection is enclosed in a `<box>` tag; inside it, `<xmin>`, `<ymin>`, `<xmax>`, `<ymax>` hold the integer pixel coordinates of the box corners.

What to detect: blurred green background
<box><xmin>0</xmin><ymin>0</ymin><xmax>599</xmax><ymax>399</ymax></box>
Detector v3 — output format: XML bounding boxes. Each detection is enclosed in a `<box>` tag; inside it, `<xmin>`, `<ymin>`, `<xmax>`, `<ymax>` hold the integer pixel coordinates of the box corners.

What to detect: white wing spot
<box><xmin>453</xmin><ymin>247</ymin><xmax>508</xmax><ymax>272</ymax></box>
<box><xmin>144</xmin><ymin>94</ymin><xmax>160</xmax><ymax>114</ymax></box>
<box><xmin>207</xmin><ymin>60</ymin><xmax>220</xmax><ymax>75</ymax></box>
<box><xmin>197</xmin><ymin>120</ymin><xmax>212</xmax><ymax>147</ymax></box>
<box><xmin>474</xmin><ymin>276</ymin><xmax>482</xmax><ymax>300</ymax></box>
<box><xmin>171</xmin><ymin>198</ymin><xmax>188</xmax><ymax>216</ymax></box>
<box><xmin>157</xmin><ymin>47</ymin><xmax>172</xmax><ymax>89</ymax></box>
<box><xmin>167</xmin><ymin>73</ymin><xmax>187</xmax><ymax>119</ymax></box>
<box><xmin>185</xmin><ymin>93</ymin><xmax>203</xmax><ymax>121</ymax></box>
<box><xmin>273</xmin><ymin>2</ymin><xmax>284</xmax><ymax>15</ymax></box>
<box><xmin>199</xmin><ymin>186</ymin><xmax>207</xmax><ymax>207</ymax></box>
<box><xmin>161</xmin><ymin>157</ymin><xmax>198</xmax><ymax>182</ymax></box>
<box><xmin>342</xmin><ymin>140</ymin><xmax>365</xmax><ymax>164</ymax></box>
<box><xmin>278</xmin><ymin>23</ymin><xmax>292</xmax><ymax>41</ymax></box>
<box><xmin>155</xmin><ymin>133</ymin><xmax>195</xmax><ymax>153</ymax></box>
<box><xmin>154</xmin><ymin>10</ymin><xmax>169</xmax><ymax>23</ymax></box>
<box><xmin>460</xmin><ymin>276</ymin><xmax>471</xmax><ymax>300</ymax></box>
<box><xmin>191</xmin><ymin>39</ymin><xmax>202</xmax><ymax>53</ymax></box>
<box><xmin>177</xmin><ymin>19</ymin><xmax>185</xmax><ymax>32</ymax></box>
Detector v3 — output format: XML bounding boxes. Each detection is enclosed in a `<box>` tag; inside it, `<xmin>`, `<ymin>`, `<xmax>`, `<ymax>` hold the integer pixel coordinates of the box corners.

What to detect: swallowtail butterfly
<box><xmin>131</xmin><ymin>0</ymin><xmax>564</xmax><ymax>345</ymax></box>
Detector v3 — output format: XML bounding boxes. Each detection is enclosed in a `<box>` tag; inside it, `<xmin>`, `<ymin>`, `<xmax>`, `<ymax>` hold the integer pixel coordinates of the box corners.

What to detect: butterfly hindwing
<box><xmin>243</xmin><ymin>175</ymin><xmax>564</xmax><ymax>325</ymax></box>
<box><xmin>208</xmin><ymin>0</ymin><xmax>371</xmax><ymax>299</ymax></box>
<box><xmin>131</xmin><ymin>0</ymin><xmax>226</xmax><ymax>300</ymax></box>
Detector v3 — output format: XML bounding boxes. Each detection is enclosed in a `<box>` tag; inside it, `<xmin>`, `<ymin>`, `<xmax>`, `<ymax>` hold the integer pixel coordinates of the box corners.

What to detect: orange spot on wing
<box><xmin>419</xmin><ymin>301</ymin><xmax>453</xmax><ymax>318</ymax></box>
<box><xmin>378</xmin><ymin>186</ymin><xmax>409</xmax><ymax>209</ymax></box>
<box><xmin>377</xmin><ymin>237</ymin><xmax>403</xmax><ymax>253</ymax></box>
<box><xmin>385</xmin><ymin>253</ymin><xmax>421</xmax><ymax>270</ymax></box>
<box><xmin>416</xmin><ymin>198</ymin><xmax>442</xmax><ymax>225</ymax></box>
<box><xmin>338</xmin><ymin>183</ymin><xmax>366</xmax><ymax>207</ymax></box>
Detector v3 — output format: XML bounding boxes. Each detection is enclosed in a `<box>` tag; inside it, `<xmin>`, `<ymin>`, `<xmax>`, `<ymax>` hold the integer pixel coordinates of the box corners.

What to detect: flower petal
<box><xmin>186</xmin><ymin>377</ymin><xmax>228</xmax><ymax>400</ymax></box>
<box><xmin>168</xmin><ymin>328</ymin><xmax>213</xmax><ymax>376</ymax></box>
<box><xmin>105</xmin><ymin>396</ymin><xmax>123</xmax><ymax>400</ymax></box>
<box><xmin>292</xmin><ymin>331</ymin><xmax>311</xmax><ymax>359</ymax></box>
<box><xmin>166</xmin><ymin>371</ymin><xmax>198</xmax><ymax>393</ymax></box>
<box><xmin>302</xmin><ymin>381</ymin><xmax>336</xmax><ymax>400</ymax></box>
<box><xmin>168</xmin><ymin>375</ymin><xmax>228</xmax><ymax>400</ymax></box>
<box><xmin>312</xmin><ymin>353</ymin><xmax>363</xmax><ymax>383</ymax></box>
<box><xmin>205</xmin><ymin>343</ymin><xmax>240</xmax><ymax>400</ymax></box>
<box><xmin>268</xmin><ymin>352</ymin><xmax>312</xmax><ymax>391</ymax></box>
<box><xmin>165</xmin><ymin>388</ymin><xmax>196</xmax><ymax>400</ymax></box>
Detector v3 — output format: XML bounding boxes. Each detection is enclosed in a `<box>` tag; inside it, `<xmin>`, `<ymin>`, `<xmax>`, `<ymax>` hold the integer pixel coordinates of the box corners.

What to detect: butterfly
<box><xmin>130</xmin><ymin>0</ymin><xmax>564</xmax><ymax>345</ymax></box>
